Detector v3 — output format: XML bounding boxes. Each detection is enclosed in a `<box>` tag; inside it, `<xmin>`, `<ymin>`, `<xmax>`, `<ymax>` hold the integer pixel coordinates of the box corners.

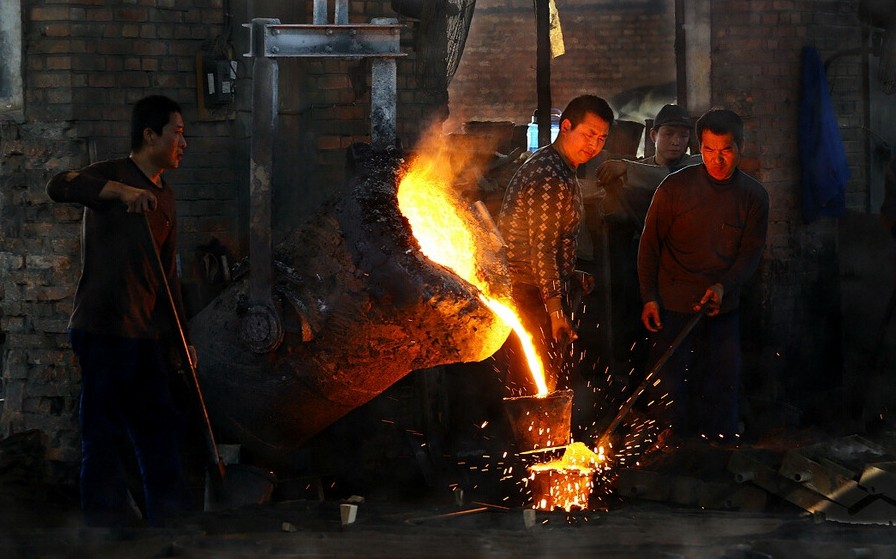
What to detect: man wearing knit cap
<box><xmin>597</xmin><ymin>104</ymin><xmax>702</xmax><ymax>226</ymax></box>
<box><xmin>593</xmin><ymin>104</ymin><xmax>702</xmax><ymax>374</ymax></box>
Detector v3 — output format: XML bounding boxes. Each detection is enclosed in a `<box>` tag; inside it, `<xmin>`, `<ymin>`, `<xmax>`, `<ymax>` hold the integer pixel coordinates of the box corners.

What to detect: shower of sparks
<box><xmin>395</xmin><ymin>128</ymin><xmax>683</xmax><ymax>514</ymax></box>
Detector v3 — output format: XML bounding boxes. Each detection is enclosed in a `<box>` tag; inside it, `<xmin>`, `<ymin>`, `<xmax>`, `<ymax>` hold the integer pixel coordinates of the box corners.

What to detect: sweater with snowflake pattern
<box><xmin>497</xmin><ymin>145</ymin><xmax>583</xmax><ymax>313</ymax></box>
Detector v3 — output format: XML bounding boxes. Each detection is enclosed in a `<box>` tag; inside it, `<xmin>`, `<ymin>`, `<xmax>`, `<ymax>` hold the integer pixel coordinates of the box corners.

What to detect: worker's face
<box><xmin>146</xmin><ymin>112</ymin><xmax>187</xmax><ymax>170</ymax></box>
<box><xmin>700</xmin><ymin>130</ymin><xmax>741</xmax><ymax>181</ymax></box>
<box><xmin>651</xmin><ymin>125</ymin><xmax>690</xmax><ymax>166</ymax></box>
<box><xmin>557</xmin><ymin>112</ymin><xmax>611</xmax><ymax>168</ymax></box>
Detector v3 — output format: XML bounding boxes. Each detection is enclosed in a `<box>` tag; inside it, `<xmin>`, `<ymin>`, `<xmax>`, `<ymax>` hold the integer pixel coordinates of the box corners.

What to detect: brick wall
<box><xmin>1</xmin><ymin>120</ymin><xmax>83</xmax><ymax>464</ymax></box>
<box><xmin>235</xmin><ymin>2</ymin><xmax>450</xmax><ymax>237</ymax></box>
<box><xmin>1</xmin><ymin>0</ymin><xmax>888</xmax><ymax>474</ymax></box>
<box><xmin>446</xmin><ymin>0</ymin><xmax>677</xmax><ymax>131</ymax></box>
<box><xmin>451</xmin><ymin>0</ymin><xmax>882</xmax><ymax>429</ymax></box>
<box><xmin>0</xmin><ymin>0</ymin><xmax>240</xmax><ymax>465</ymax></box>
<box><xmin>710</xmin><ymin>0</ymin><xmax>870</xmax><ymax>427</ymax></box>
<box><xmin>0</xmin><ymin>0</ymin><xmax>453</xmax><ymax>472</ymax></box>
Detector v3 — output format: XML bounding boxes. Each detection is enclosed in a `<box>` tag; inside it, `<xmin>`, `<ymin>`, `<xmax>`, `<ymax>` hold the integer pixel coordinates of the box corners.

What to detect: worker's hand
<box><xmin>596</xmin><ymin>160</ymin><xmax>627</xmax><ymax>188</ymax></box>
<box><xmin>573</xmin><ymin>269</ymin><xmax>595</xmax><ymax>296</ymax></box>
<box><xmin>121</xmin><ymin>186</ymin><xmax>158</xmax><ymax>214</ymax></box>
<box><xmin>102</xmin><ymin>181</ymin><xmax>158</xmax><ymax>213</ymax></box>
<box><xmin>641</xmin><ymin>301</ymin><xmax>662</xmax><ymax>332</ymax></box>
<box><xmin>697</xmin><ymin>283</ymin><xmax>724</xmax><ymax>316</ymax></box>
<box><xmin>550</xmin><ymin>310</ymin><xmax>578</xmax><ymax>348</ymax></box>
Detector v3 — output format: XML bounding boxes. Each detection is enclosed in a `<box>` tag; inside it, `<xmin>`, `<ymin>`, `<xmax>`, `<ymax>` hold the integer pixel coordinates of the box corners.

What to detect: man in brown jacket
<box><xmin>46</xmin><ymin>95</ymin><xmax>194</xmax><ymax>527</ymax></box>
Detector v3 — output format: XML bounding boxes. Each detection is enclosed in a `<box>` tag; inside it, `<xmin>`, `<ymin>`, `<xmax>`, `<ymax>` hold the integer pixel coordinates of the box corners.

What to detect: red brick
<box><xmin>318</xmin><ymin>75</ymin><xmax>351</xmax><ymax>90</ymax></box>
<box><xmin>115</xmin><ymin>8</ymin><xmax>148</xmax><ymax>22</ymax></box>
<box><xmin>88</xmin><ymin>74</ymin><xmax>115</xmax><ymax>88</ymax></box>
<box><xmin>121</xmin><ymin>24</ymin><xmax>140</xmax><ymax>38</ymax></box>
<box><xmin>31</xmin><ymin>73</ymin><xmax>70</xmax><ymax>89</ymax></box>
<box><xmin>84</xmin><ymin>8</ymin><xmax>114</xmax><ymax>22</ymax></box>
<box><xmin>31</xmin><ymin>39</ymin><xmax>72</xmax><ymax>55</ymax></box>
<box><xmin>151</xmin><ymin>74</ymin><xmax>182</xmax><ymax>88</ymax></box>
<box><xmin>117</xmin><ymin>72</ymin><xmax>150</xmax><ymax>88</ymax></box>
<box><xmin>141</xmin><ymin>58</ymin><xmax>159</xmax><ymax>72</ymax></box>
<box><xmin>30</xmin><ymin>6</ymin><xmax>70</xmax><ymax>21</ymax></box>
<box><xmin>45</xmin><ymin>56</ymin><xmax>72</xmax><ymax>71</ymax></box>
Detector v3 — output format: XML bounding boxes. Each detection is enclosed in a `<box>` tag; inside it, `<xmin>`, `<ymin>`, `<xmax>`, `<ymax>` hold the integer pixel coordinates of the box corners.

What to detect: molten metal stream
<box><xmin>397</xmin><ymin>136</ymin><xmax>619</xmax><ymax>513</ymax></box>
<box><xmin>397</xmin><ymin>137</ymin><xmax>549</xmax><ymax>395</ymax></box>
<box><xmin>478</xmin><ymin>295</ymin><xmax>549</xmax><ymax>394</ymax></box>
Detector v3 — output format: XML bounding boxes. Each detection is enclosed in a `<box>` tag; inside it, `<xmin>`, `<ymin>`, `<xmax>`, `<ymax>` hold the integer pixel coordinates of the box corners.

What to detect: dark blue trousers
<box><xmin>70</xmin><ymin>330</ymin><xmax>194</xmax><ymax>527</ymax></box>
<box><xmin>645</xmin><ymin>309</ymin><xmax>742</xmax><ymax>440</ymax></box>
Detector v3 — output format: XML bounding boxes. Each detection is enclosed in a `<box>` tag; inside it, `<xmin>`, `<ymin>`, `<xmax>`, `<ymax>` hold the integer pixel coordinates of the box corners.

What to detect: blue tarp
<box><xmin>799</xmin><ymin>45</ymin><xmax>851</xmax><ymax>222</ymax></box>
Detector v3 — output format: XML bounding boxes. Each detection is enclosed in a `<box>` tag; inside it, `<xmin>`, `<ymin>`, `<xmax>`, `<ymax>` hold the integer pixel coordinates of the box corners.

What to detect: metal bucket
<box><xmin>502</xmin><ymin>389</ymin><xmax>574</xmax><ymax>451</ymax></box>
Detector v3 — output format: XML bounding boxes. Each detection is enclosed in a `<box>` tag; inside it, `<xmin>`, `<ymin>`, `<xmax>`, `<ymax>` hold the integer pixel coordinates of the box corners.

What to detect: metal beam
<box><xmin>241</xmin><ymin>14</ymin><xmax>405</xmax><ymax>351</ymax></box>
<box><xmin>248</xmin><ymin>22</ymin><xmax>403</xmax><ymax>59</ymax></box>
<box><xmin>243</xmin><ymin>18</ymin><xmax>283</xmax><ymax>354</ymax></box>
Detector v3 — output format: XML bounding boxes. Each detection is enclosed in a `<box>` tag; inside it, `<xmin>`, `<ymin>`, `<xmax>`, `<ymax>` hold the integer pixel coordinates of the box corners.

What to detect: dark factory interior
<box><xmin>2</xmin><ymin>0</ymin><xmax>896</xmax><ymax>557</ymax></box>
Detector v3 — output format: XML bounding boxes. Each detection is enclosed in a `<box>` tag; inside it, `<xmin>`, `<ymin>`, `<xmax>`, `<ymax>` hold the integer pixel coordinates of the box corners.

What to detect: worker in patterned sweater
<box><xmin>497</xmin><ymin>95</ymin><xmax>614</xmax><ymax>395</ymax></box>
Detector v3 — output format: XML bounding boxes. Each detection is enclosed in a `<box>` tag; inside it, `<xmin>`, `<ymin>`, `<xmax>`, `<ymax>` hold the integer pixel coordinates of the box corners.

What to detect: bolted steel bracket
<box><xmin>239</xmin><ymin>304</ymin><xmax>284</xmax><ymax>353</ymax></box>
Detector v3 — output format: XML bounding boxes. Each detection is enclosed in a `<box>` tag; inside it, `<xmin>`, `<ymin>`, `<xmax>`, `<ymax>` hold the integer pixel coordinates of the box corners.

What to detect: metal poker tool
<box><xmin>596</xmin><ymin>303</ymin><xmax>709</xmax><ymax>447</ymax></box>
<box><xmin>143</xmin><ymin>213</ymin><xmax>227</xmax><ymax>481</ymax></box>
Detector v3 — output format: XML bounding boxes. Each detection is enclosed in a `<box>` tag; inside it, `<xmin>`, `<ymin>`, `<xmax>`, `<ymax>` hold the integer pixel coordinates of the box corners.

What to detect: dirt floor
<box><xmin>5</xmin><ymin>432</ymin><xmax>896</xmax><ymax>559</ymax></box>
<box><xmin>6</xmin><ymin>390</ymin><xmax>896</xmax><ymax>559</ymax></box>
<box><xmin>3</xmin><ymin>491</ymin><xmax>896</xmax><ymax>559</ymax></box>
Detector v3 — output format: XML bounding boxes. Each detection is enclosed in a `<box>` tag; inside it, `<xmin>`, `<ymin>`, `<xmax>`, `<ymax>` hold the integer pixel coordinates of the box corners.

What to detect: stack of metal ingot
<box><xmin>729</xmin><ymin>434</ymin><xmax>896</xmax><ymax>524</ymax></box>
<box><xmin>614</xmin><ymin>434</ymin><xmax>896</xmax><ymax>522</ymax></box>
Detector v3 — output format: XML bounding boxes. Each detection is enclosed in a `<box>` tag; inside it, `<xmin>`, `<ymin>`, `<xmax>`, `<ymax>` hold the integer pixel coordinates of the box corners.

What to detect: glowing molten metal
<box><xmin>526</xmin><ymin>442</ymin><xmax>607</xmax><ymax>511</ymax></box>
<box><xmin>398</xmin><ymin>135</ymin><xmax>610</xmax><ymax>512</ymax></box>
<box><xmin>397</xmin><ymin>136</ymin><xmax>549</xmax><ymax>395</ymax></box>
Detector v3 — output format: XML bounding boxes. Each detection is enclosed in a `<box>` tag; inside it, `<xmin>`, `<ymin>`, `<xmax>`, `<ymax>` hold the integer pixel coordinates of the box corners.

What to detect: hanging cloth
<box><xmin>799</xmin><ymin>45</ymin><xmax>851</xmax><ymax>222</ymax></box>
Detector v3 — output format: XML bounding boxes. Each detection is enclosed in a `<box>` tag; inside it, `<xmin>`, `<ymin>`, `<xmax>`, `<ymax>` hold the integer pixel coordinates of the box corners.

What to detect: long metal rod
<box><xmin>249</xmin><ymin>27</ymin><xmax>278</xmax><ymax>310</ymax></box>
<box><xmin>597</xmin><ymin>305</ymin><xmax>708</xmax><ymax>444</ymax></box>
<box><xmin>370</xmin><ymin>57</ymin><xmax>397</xmax><ymax>148</ymax></box>
<box><xmin>335</xmin><ymin>0</ymin><xmax>348</xmax><ymax>25</ymax></box>
<box><xmin>313</xmin><ymin>0</ymin><xmax>327</xmax><ymax>24</ymax></box>
<box><xmin>143</xmin><ymin>213</ymin><xmax>226</xmax><ymax>480</ymax></box>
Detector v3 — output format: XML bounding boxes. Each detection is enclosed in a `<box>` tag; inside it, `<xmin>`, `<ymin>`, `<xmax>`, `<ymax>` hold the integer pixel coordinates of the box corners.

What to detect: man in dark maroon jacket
<box><xmin>46</xmin><ymin>95</ymin><xmax>194</xmax><ymax>527</ymax></box>
<box><xmin>638</xmin><ymin>108</ymin><xmax>769</xmax><ymax>444</ymax></box>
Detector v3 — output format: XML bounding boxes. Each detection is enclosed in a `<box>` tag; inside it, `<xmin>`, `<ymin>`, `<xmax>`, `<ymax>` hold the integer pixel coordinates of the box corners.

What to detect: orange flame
<box><xmin>396</xmin><ymin>132</ymin><xmax>548</xmax><ymax>395</ymax></box>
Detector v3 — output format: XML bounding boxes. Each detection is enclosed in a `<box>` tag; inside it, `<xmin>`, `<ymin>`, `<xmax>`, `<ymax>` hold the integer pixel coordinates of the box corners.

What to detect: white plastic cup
<box><xmin>340</xmin><ymin>503</ymin><xmax>358</xmax><ymax>526</ymax></box>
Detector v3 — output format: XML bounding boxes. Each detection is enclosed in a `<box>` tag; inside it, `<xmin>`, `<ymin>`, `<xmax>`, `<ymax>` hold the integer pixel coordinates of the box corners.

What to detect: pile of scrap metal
<box><xmin>730</xmin><ymin>435</ymin><xmax>896</xmax><ymax>524</ymax></box>
<box><xmin>614</xmin><ymin>434</ymin><xmax>896</xmax><ymax>525</ymax></box>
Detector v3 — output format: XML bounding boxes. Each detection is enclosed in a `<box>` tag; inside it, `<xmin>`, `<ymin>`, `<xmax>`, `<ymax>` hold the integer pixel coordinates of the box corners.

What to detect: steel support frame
<box><xmin>242</xmin><ymin>14</ymin><xmax>404</xmax><ymax>352</ymax></box>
